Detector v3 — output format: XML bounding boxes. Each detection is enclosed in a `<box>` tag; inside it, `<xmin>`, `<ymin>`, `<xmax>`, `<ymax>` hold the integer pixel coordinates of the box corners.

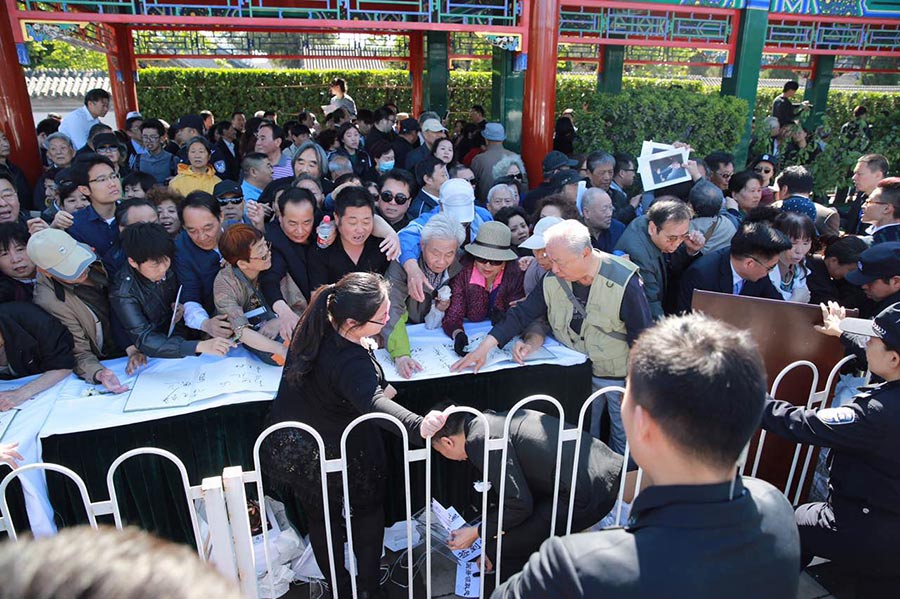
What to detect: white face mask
<box><xmin>379</xmin><ymin>160</ymin><xmax>395</xmax><ymax>173</ymax></box>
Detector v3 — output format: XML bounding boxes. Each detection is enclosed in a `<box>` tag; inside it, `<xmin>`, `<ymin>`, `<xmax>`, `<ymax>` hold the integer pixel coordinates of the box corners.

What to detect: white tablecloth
<box><xmin>1</xmin><ymin>375</ymin><xmax>63</xmax><ymax>537</ymax></box>
<box><xmin>375</xmin><ymin>321</ymin><xmax>587</xmax><ymax>382</ymax></box>
<box><xmin>40</xmin><ymin>348</ymin><xmax>278</xmax><ymax>438</ymax></box>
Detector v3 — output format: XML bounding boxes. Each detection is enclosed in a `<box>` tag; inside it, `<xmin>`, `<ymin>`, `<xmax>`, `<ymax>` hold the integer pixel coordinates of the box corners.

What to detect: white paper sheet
<box><xmin>124</xmin><ymin>357</ymin><xmax>281</xmax><ymax>412</ymax></box>
<box><xmin>455</xmin><ymin>560</ymin><xmax>481</xmax><ymax>598</ymax></box>
<box><xmin>375</xmin><ymin>322</ymin><xmax>584</xmax><ymax>383</ymax></box>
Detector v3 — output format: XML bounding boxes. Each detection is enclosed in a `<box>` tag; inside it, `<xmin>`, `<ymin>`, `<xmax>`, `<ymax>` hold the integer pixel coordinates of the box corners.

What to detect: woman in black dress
<box><xmin>261</xmin><ymin>272</ymin><xmax>442</xmax><ymax>598</ymax></box>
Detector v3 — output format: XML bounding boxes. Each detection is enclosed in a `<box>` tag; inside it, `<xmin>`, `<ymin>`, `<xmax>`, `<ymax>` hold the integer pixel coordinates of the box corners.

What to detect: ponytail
<box><xmin>284</xmin><ymin>273</ymin><xmax>388</xmax><ymax>385</ymax></box>
<box><xmin>285</xmin><ymin>283</ymin><xmax>337</xmax><ymax>383</ymax></box>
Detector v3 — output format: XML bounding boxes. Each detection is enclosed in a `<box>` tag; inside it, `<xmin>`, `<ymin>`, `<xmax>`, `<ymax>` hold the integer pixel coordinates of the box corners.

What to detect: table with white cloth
<box><xmin>12</xmin><ymin>322</ymin><xmax>590</xmax><ymax>545</ymax></box>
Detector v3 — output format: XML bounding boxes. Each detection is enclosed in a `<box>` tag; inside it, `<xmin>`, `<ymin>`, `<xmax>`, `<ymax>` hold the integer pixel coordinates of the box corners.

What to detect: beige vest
<box><xmin>542</xmin><ymin>252</ymin><xmax>637</xmax><ymax>378</ymax></box>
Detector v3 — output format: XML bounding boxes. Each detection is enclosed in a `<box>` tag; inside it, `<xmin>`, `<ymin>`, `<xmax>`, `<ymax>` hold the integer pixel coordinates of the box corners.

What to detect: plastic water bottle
<box><xmin>316</xmin><ymin>216</ymin><xmax>333</xmax><ymax>248</ymax></box>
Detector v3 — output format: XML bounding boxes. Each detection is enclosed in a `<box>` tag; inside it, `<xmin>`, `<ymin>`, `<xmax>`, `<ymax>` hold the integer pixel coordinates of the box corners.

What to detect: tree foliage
<box><xmin>26</xmin><ymin>41</ymin><xmax>106</xmax><ymax>71</ymax></box>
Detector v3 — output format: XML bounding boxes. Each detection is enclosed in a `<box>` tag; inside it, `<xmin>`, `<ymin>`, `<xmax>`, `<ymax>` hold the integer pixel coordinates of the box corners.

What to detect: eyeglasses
<box><xmin>864</xmin><ymin>199</ymin><xmax>890</xmax><ymax>206</ymax></box>
<box><xmin>218</xmin><ymin>197</ymin><xmax>244</xmax><ymax>205</ymax></box>
<box><xmin>380</xmin><ymin>191</ymin><xmax>409</xmax><ymax>205</ymax></box>
<box><xmin>463</xmin><ymin>178</ymin><xmax>477</xmax><ymax>188</ymax></box>
<box><xmin>367</xmin><ymin>311</ymin><xmax>390</xmax><ymax>325</ymax></box>
<box><xmin>717</xmin><ymin>171</ymin><xmax>735</xmax><ymax>180</ymax></box>
<box><xmin>510</xmin><ymin>173</ymin><xmax>524</xmax><ymax>181</ymax></box>
<box><xmin>89</xmin><ymin>173</ymin><xmax>118</xmax><ymax>185</ymax></box>
<box><xmin>96</xmin><ymin>146</ymin><xmax>118</xmax><ymax>153</ymax></box>
<box><xmin>142</xmin><ymin>135</ymin><xmax>160</xmax><ymax>142</ymax></box>
<box><xmin>0</xmin><ymin>191</ymin><xmax>17</xmax><ymax>202</ymax></box>
<box><xmin>749</xmin><ymin>255</ymin><xmax>778</xmax><ymax>272</ymax></box>
<box><xmin>474</xmin><ymin>257</ymin><xmax>504</xmax><ymax>266</ymax></box>
<box><xmin>754</xmin><ymin>167</ymin><xmax>773</xmax><ymax>174</ymax></box>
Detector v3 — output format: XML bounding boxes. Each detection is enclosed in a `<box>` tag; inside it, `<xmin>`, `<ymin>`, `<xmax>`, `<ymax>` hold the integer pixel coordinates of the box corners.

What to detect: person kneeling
<box><xmin>430</xmin><ymin>407</ymin><xmax>622</xmax><ymax>587</ymax></box>
<box><xmin>111</xmin><ymin>222</ymin><xmax>233</xmax><ymax>358</ymax></box>
<box><xmin>493</xmin><ymin>314</ymin><xmax>800</xmax><ymax>599</ymax></box>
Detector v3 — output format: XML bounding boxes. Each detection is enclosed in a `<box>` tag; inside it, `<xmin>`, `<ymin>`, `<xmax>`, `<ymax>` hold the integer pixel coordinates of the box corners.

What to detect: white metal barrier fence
<box><xmin>0</xmin><ymin>369</ymin><xmax>850</xmax><ymax>598</ymax></box>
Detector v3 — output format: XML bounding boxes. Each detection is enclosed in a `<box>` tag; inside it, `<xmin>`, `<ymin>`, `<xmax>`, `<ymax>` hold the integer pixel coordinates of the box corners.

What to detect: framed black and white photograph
<box><xmin>637</xmin><ymin>147</ymin><xmax>691</xmax><ymax>191</ymax></box>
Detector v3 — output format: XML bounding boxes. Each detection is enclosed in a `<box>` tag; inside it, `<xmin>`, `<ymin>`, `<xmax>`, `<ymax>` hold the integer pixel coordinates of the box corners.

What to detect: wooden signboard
<box><xmin>692</xmin><ymin>290</ymin><xmax>857</xmax><ymax>500</ymax></box>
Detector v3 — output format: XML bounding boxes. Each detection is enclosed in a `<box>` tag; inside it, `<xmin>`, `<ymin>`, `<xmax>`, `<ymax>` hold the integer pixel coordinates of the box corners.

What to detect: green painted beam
<box><xmin>720</xmin><ymin>7</ymin><xmax>768</xmax><ymax>167</ymax></box>
<box><xmin>424</xmin><ymin>31</ymin><xmax>449</xmax><ymax>116</ymax></box>
<box><xmin>491</xmin><ymin>47</ymin><xmax>524</xmax><ymax>152</ymax></box>
<box><xmin>803</xmin><ymin>55</ymin><xmax>835</xmax><ymax>132</ymax></box>
<box><xmin>597</xmin><ymin>45</ymin><xmax>624</xmax><ymax>94</ymax></box>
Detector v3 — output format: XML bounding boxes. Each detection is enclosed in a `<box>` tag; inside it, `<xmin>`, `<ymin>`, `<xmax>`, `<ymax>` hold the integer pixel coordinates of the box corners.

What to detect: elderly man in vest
<box><xmin>452</xmin><ymin>219</ymin><xmax>653</xmax><ymax>453</ymax></box>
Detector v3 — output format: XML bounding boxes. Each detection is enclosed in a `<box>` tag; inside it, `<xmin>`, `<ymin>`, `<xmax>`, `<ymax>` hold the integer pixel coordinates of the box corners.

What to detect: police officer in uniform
<box><xmin>761</xmin><ymin>302</ymin><xmax>900</xmax><ymax>595</ymax></box>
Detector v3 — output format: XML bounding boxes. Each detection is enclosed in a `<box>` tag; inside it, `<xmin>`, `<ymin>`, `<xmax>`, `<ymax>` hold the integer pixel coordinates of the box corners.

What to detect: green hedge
<box><xmin>571</xmin><ymin>84</ymin><xmax>748</xmax><ymax>160</ymax></box>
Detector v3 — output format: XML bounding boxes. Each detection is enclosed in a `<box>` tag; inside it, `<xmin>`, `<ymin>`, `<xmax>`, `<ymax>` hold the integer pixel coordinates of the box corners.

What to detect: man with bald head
<box><xmin>581</xmin><ymin>187</ymin><xmax>624</xmax><ymax>253</ymax></box>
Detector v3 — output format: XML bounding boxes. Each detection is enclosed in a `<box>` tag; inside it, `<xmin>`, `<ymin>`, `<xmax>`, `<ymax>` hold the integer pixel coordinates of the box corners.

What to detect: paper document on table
<box><xmin>123</xmin><ymin>357</ymin><xmax>282</xmax><ymax>412</ymax></box>
<box><xmin>375</xmin><ymin>336</ymin><xmax>555</xmax><ymax>381</ymax></box>
<box><xmin>456</xmin><ymin>560</ymin><xmax>481</xmax><ymax>598</ymax></box>
<box><xmin>0</xmin><ymin>407</ymin><xmax>19</xmax><ymax>442</ymax></box>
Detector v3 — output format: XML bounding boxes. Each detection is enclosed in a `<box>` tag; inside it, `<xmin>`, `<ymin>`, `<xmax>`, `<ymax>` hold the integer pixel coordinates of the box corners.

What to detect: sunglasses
<box><xmin>218</xmin><ymin>197</ymin><xmax>244</xmax><ymax>205</ymax></box>
<box><xmin>510</xmin><ymin>173</ymin><xmax>523</xmax><ymax>181</ymax></box>
<box><xmin>754</xmin><ymin>167</ymin><xmax>773</xmax><ymax>174</ymax></box>
<box><xmin>380</xmin><ymin>191</ymin><xmax>409</xmax><ymax>205</ymax></box>
<box><xmin>474</xmin><ymin>257</ymin><xmax>504</xmax><ymax>266</ymax></box>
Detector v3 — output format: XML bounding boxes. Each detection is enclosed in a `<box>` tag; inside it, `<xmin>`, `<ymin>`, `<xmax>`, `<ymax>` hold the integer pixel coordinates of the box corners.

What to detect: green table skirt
<box><xmin>41</xmin><ymin>361</ymin><xmax>592</xmax><ymax>546</ymax></box>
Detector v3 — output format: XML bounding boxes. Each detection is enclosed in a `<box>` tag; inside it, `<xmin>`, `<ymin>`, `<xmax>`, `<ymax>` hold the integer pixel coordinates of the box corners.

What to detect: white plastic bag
<box><xmin>255</xmin><ymin>497</ymin><xmax>306</xmax><ymax>599</ymax></box>
<box><xmin>424</xmin><ymin>286</ymin><xmax>451</xmax><ymax>330</ymax></box>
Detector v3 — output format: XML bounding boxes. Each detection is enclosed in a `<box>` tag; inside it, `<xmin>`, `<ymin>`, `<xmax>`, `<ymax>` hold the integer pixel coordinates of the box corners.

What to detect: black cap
<box><xmin>550</xmin><ymin>169</ymin><xmax>583</xmax><ymax>189</ymax></box>
<box><xmin>845</xmin><ymin>242</ymin><xmax>900</xmax><ymax>286</ymax></box>
<box><xmin>213</xmin><ymin>180</ymin><xmax>242</xmax><ymax>199</ymax></box>
<box><xmin>175</xmin><ymin>114</ymin><xmax>204</xmax><ymax>135</ymax></box>
<box><xmin>92</xmin><ymin>132</ymin><xmax>122</xmax><ymax>150</ymax></box>
<box><xmin>399</xmin><ymin>118</ymin><xmax>420</xmax><ymax>134</ymax></box>
<box><xmin>753</xmin><ymin>154</ymin><xmax>776</xmax><ymax>168</ymax></box>
<box><xmin>840</xmin><ymin>302</ymin><xmax>900</xmax><ymax>352</ymax></box>
<box><xmin>542</xmin><ymin>150</ymin><xmax>577</xmax><ymax>173</ymax></box>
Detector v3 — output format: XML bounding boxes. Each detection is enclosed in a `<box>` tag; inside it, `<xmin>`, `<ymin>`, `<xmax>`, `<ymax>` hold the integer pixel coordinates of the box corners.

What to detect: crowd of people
<box><xmin>0</xmin><ymin>76</ymin><xmax>899</xmax><ymax>598</ymax></box>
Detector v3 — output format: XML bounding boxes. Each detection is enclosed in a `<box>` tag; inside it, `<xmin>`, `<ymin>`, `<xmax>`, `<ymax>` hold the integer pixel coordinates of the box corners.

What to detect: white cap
<box><xmin>126</xmin><ymin>111</ymin><xmax>143</xmax><ymax>120</ymax></box>
<box><xmin>439</xmin><ymin>178</ymin><xmax>476</xmax><ymax>224</ymax></box>
<box><xmin>519</xmin><ymin>216</ymin><xmax>563</xmax><ymax>250</ymax></box>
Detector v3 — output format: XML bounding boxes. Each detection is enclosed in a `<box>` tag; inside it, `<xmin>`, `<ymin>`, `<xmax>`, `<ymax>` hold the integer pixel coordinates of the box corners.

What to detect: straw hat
<box><xmin>464</xmin><ymin>221</ymin><xmax>518</xmax><ymax>262</ymax></box>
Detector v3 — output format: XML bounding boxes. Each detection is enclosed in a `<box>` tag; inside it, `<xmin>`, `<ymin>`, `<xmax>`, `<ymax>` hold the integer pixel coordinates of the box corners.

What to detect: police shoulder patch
<box><xmin>817</xmin><ymin>406</ymin><xmax>858</xmax><ymax>425</ymax></box>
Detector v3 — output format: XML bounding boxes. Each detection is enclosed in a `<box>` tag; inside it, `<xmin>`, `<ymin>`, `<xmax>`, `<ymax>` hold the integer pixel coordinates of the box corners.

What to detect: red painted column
<box><xmin>108</xmin><ymin>25</ymin><xmax>139</xmax><ymax>130</ymax></box>
<box><xmin>0</xmin><ymin>1</ymin><xmax>41</xmax><ymax>185</ymax></box>
<box><xmin>409</xmin><ymin>33</ymin><xmax>424</xmax><ymax>117</ymax></box>
<box><xmin>521</xmin><ymin>0</ymin><xmax>560</xmax><ymax>188</ymax></box>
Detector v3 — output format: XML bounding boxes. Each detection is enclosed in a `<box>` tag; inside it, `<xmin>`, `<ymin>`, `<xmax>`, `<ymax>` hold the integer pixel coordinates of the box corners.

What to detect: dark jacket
<box><xmin>174</xmin><ymin>230</ymin><xmax>222</xmax><ymax>312</ymax></box>
<box><xmin>763</xmin><ymin>381</ymin><xmax>900</xmax><ymax>519</ymax></box>
<box><xmin>677</xmin><ymin>247</ymin><xmax>783</xmax><ymax>313</ymax></box>
<box><xmin>210</xmin><ymin>138</ymin><xmax>240</xmax><ymax>182</ymax></box>
<box><xmin>590</xmin><ymin>219</ymin><xmax>625</xmax><ymax>254</ymax></box>
<box><xmin>332</xmin><ymin>147</ymin><xmax>372</xmax><ymax>177</ymax></box>
<box><xmin>493</xmin><ymin>477</ymin><xmax>800</xmax><ymax>599</ymax></box>
<box><xmin>873</xmin><ymin>223</ymin><xmax>900</xmax><ymax>245</ymax></box>
<box><xmin>408</xmin><ymin>188</ymin><xmax>439</xmax><ymax>220</ymax></box>
<box><xmin>403</xmin><ymin>143</ymin><xmax>431</xmax><ymax>171</ymax></box>
<box><xmin>0</xmin><ymin>276</ymin><xmax>33</xmax><ymax>304</ymax></box>
<box><xmin>466</xmin><ymin>410</ymin><xmax>622</xmax><ymax>558</ymax></box>
<box><xmin>260</xmin><ymin>220</ymin><xmax>314</xmax><ymax>305</ymax></box>
<box><xmin>0</xmin><ymin>302</ymin><xmax>75</xmax><ymax>378</ymax></box>
<box><xmin>110</xmin><ymin>266</ymin><xmax>199</xmax><ymax>359</ymax></box>
<box><xmin>391</xmin><ymin>137</ymin><xmax>417</xmax><ymax>172</ymax></box>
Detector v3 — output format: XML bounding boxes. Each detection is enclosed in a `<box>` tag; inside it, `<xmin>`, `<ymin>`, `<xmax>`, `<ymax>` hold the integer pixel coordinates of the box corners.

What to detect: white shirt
<box><xmin>768</xmin><ymin>263</ymin><xmax>808</xmax><ymax>301</ymax></box>
<box><xmin>59</xmin><ymin>105</ymin><xmax>99</xmax><ymax>150</ymax></box>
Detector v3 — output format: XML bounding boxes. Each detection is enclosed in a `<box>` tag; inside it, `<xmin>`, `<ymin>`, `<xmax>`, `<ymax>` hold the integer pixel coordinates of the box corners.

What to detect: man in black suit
<box><xmin>493</xmin><ymin>314</ymin><xmax>801</xmax><ymax>599</ymax></box>
<box><xmin>431</xmin><ymin>409</ymin><xmax>623</xmax><ymax>586</ymax></box>
<box><xmin>677</xmin><ymin>220</ymin><xmax>792</xmax><ymax>312</ymax></box>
